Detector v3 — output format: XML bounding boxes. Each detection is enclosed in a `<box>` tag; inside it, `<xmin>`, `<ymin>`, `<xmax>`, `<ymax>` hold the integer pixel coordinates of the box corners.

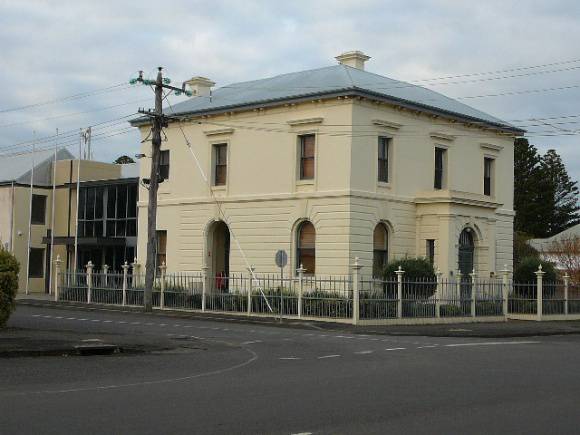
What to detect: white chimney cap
<box><xmin>184</xmin><ymin>76</ymin><xmax>215</xmax><ymax>97</ymax></box>
<box><xmin>335</xmin><ymin>51</ymin><xmax>371</xmax><ymax>70</ymax></box>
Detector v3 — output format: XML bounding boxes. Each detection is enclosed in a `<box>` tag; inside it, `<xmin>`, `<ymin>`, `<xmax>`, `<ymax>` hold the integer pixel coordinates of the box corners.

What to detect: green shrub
<box><xmin>383</xmin><ymin>258</ymin><xmax>436</xmax><ymax>298</ymax></box>
<box><xmin>0</xmin><ymin>248</ymin><xmax>19</xmax><ymax>327</ymax></box>
<box><xmin>514</xmin><ymin>257</ymin><xmax>558</xmax><ymax>283</ymax></box>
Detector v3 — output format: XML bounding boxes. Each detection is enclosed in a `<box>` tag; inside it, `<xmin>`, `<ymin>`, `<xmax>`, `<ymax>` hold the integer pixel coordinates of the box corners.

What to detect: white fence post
<box><xmin>247</xmin><ymin>266</ymin><xmax>254</xmax><ymax>316</ymax></box>
<box><xmin>563</xmin><ymin>273</ymin><xmax>570</xmax><ymax>316</ymax></box>
<box><xmin>131</xmin><ymin>257</ymin><xmax>140</xmax><ymax>289</ymax></box>
<box><xmin>500</xmin><ymin>264</ymin><xmax>510</xmax><ymax>318</ymax></box>
<box><xmin>470</xmin><ymin>268</ymin><xmax>476</xmax><ymax>317</ymax></box>
<box><xmin>435</xmin><ymin>268</ymin><xmax>442</xmax><ymax>319</ymax></box>
<box><xmin>103</xmin><ymin>264</ymin><xmax>109</xmax><ymax>288</ymax></box>
<box><xmin>86</xmin><ymin>261</ymin><xmax>93</xmax><ymax>304</ymax></box>
<box><xmin>54</xmin><ymin>255</ymin><xmax>61</xmax><ymax>301</ymax></box>
<box><xmin>535</xmin><ymin>265</ymin><xmax>545</xmax><ymax>320</ymax></box>
<box><xmin>297</xmin><ymin>264</ymin><xmax>306</xmax><ymax>319</ymax></box>
<box><xmin>159</xmin><ymin>261</ymin><xmax>166</xmax><ymax>310</ymax></box>
<box><xmin>395</xmin><ymin>266</ymin><xmax>405</xmax><ymax>319</ymax></box>
<box><xmin>121</xmin><ymin>261</ymin><xmax>129</xmax><ymax>306</ymax></box>
<box><xmin>201</xmin><ymin>265</ymin><xmax>208</xmax><ymax>312</ymax></box>
<box><xmin>352</xmin><ymin>257</ymin><xmax>362</xmax><ymax>325</ymax></box>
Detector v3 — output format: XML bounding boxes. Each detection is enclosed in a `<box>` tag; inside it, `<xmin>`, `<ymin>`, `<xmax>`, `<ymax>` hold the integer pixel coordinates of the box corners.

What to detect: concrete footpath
<box><xmin>13</xmin><ymin>295</ymin><xmax>580</xmax><ymax>340</ymax></box>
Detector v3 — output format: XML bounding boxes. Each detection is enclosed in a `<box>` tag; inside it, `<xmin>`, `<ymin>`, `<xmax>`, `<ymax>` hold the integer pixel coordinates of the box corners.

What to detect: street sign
<box><xmin>275</xmin><ymin>250</ymin><xmax>288</xmax><ymax>268</ymax></box>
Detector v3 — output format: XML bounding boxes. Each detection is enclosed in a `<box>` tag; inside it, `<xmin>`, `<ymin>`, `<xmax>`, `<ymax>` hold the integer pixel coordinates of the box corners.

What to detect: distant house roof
<box><xmin>528</xmin><ymin>224</ymin><xmax>580</xmax><ymax>251</ymax></box>
<box><xmin>0</xmin><ymin>148</ymin><xmax>75</xmax><ymax>186</ymax></box>
<box><xmin>131</xmin><ymin>64</ymin><xmax>523</xmax><ymax>133</ymax></box>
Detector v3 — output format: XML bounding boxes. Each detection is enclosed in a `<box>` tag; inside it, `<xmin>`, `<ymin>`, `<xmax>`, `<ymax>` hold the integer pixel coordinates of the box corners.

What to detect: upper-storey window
<box><xmin>378</xmin><ymin>137</ymin><xmax>390</xmax><ymax>183</ymax></box>
<box><xmin>159</xmin><ymin>150</ymin><xmax>170</xmax><ymax>180</ymax></box>
<box><xmin>31</xmin><ymin>194</ymin><xmax>47</xmax><ymax>225</ymax></box>
<box><xmin>484</xmin><ymin>157</ymin><xmax>494</xmax><ymax>196</ymax></box>
<box><xmin>434</xmin><ymin>147</ymin><xmax>446</xmax><ymax>190</ymax></box>
<box><xmin>213</xmin><ymin>143</ymin><xmax>228</xmax><ymax>186</ymax></box>
<box><xmin>299</xmin><ymin>134</ymin><xmax>315</xmax><ymax>180</ymax></box>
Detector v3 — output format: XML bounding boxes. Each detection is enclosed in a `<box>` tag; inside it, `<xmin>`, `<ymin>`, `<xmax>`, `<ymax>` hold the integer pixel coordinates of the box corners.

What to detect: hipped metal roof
<box><xmin>131</xmin><ymin>64</ymin><xmax>523</xmax><ymax>133</ymax></box>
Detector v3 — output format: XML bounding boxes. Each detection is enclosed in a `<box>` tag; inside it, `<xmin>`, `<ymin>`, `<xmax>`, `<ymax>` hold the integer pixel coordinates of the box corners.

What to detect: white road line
<box><xmin>117</xmin><ymin>321</ymin><xmax>127</xmax><ymax>324</ymax></box>
<box><xmin>42</xmin><ymin>315</ymin><xmax>53</xmax><ymax>318</ymax></box>
<box><xmin>279</xmin><ymin>357</ymin><xmax>302</xmax><ymax>360</ymax></box>
<box><xmin>417</xmin><ymin>345</ymin><xmax>438</xmax><ymax>349</ymax></box>
<box><xmin>291</xmin><ymin>432</ymin><xmax>312</xmax><ymax>435</ymax></box>
<box><xmin>77</xmin><ymin>318</ymin><xmax>88</xmax><ymax>321</ymax></box>
<box><xmin>318</xmin><ymin>354</ymin><xmax>341</xmax><ymax>359</ymax></box>
<box><xmin>354</xmin><ymin>350</ymin><xmax>374</xmax><ymax>355</ymax></box>
<box><xmin>242</xmin><ymin>340</ymin><xmax>263</xmax><ymax>345</ymax></box>
<box><xmin>444</xmin><ymin>341</ymin><xmax>540</xmax><ymax>347</ymax></box>
<box><xmin>130</xmin><ymin>322</ymin><xmax>140</xmax><ymax>325</ymax></box>
<box><xmin>65</xmin><ymin>317</ymin><xmax>76</xmax><ymax>320</ymax></box>
<box><xmin>385</xmin><ymin>347</ymin><xmax>406</xmax><ymax>351</ymax></box>
<box><xmin>103</xmin><ymin>320</ymin><xmax>112</xmax><ymax>323</ymax></box>
<box><xmin>173</xmin><ymin>324</ymin><xmax>181</xmax><ymax>327</ymax></box>
<box><xmin>90</xmin><ymin>319</ymin><xmax>100</xmax><ymax>322</ymax></box>
<box><xmin>32</xmin><ymin>314</ymin><xmax>41</xmax><ymax>317</ymax></box>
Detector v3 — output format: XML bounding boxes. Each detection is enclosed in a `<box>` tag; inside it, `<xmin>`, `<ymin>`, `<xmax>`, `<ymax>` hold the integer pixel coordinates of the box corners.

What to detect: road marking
<box><xmin>444</xmin><ymin>341</ymin><xmax>540</xmax><ymax>347</ymax></box>
<box><xmin>90</xmin><ymin>319</ymin><xmax>100</xmax><ymax>322</ymax></box>
<box><xmin>173</xmin><ymin>324</ymin><xmax>181</xmax><ymax>327</ymax></box>
<box><xmin>103</xmin><ymin>320</ymin><xmax>112</xmax><ymax>323</ymax></box>
<box><xmin>417</xmin><ymin>345</ymin><xmax>438</xmax><ymax>349</ymax></box>
<box><xmin>279</xmin><ymin>357</ymin><xmax>301</xmax><ymax>360</ymax></box>
<box><xmin>385</xmin><ymin>347</ymin><xmax>406</xmax><ymax>351</ymax></box>
<box><xmin>354</xmin><ymin>350</ymin><xmax>374</xmax><ymax>355</ymax></box>
<box><xmin>318</xmin><ymin>354</ymin><xmax>341</xmax><ymax>359</ymax></box>
<box><xmin>77</xmin><ymin>318</ymin><xmax>88</xmax><ymax>321</ymax></box>
<box><xmin>32</xmin><ymin>314</ymin><xmax>41</xmax><ymax>317</ymax></box>
<box><xmin>117</xmin><ymin>321</ymin><xmax>127</xmax><ymax>324</ymax></box>
<box><xmin>42</xmin><ymin>315</ymin><xmax>53</xmax><ymax>318</ymax></box>
<box><xmin>65</xmin><ymin>317</ymin><xmax>76</xmax><ymax>320</ymax></box>
<box><xmin>291</xmin><ymin>432</ymin><xmax>312</xmax><ymax>434</ymax></box>
<box><xmin>242</xmin><ymin>340</ymin><xmax>262</xmax><ymax>345</ymax></box>
<box><xmin>130</xmin><ymin>322</ymin><xmax>140</xmax><ymax>325</ymax></box>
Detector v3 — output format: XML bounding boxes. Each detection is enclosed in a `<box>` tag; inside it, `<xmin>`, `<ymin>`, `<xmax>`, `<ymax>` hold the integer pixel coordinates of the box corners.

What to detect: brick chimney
<box><xmin>185</xmin><ymin>76</ymin><xmax>215</xmax><ymax>97</ymax></box>
<box><xmin>335</xmin><ymin>50</ymin><xmax>371</xmax><ymax>70</ymax></box>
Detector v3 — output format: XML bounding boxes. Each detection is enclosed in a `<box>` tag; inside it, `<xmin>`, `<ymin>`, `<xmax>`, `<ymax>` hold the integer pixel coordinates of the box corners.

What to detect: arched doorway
<box><xmin>296</xmin><ymin>221</ymin><xmax>315</xmax><ymax>274</ymax></box>
<box><xmin>208</xmin><ymin>221</ymin><xmax>230</xmax><ymax>288</ymax></box>
<box><xmin>458</xmin><ymin>228</ymin><xmax>475</xmax><ymax>276</ymax></box>
<box><xmin>373</xmin><ymin>223</ymin><xmax>389</xmax><ymax>278</ymax></box>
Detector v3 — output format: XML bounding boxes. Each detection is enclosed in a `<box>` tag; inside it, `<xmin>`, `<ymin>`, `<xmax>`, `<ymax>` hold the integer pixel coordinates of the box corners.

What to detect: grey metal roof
<box><xmin>528</xmin><ymin>223</ymin><xmax>580</xmax><ymax>251</ymax></box>
<box><xmin>154</xmin><ymin>64</ymin><xmax>520</xmax><ymax>132</ymax></box>
<box><xmin>0</xmin><ymin>148</ymin><xmax>74</xmax><ymax>185</ymax></box>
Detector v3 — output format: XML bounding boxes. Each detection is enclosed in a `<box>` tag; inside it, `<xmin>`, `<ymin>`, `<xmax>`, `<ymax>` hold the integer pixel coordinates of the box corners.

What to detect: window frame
<box><xmin>155</xmin><ymin>230</ymin><xmax>167</xmax><ymax>272</ymax></box>
<box><xmin>377</xmin><ymin>137</ymin><xmax>390</xmax><ymax>184</ymax></box>
<box><xmin>28</xmin><ymin>247</ymin><xmax>45</xmax><ymax>278</ymax></box>
<box><xmin>434</xmin><ymin>147</ymin><xmax>447</xmax><ymax>190</ymax></box>
<box><xmin>213</xmin><ymin>143</ymin><xmax>228</xmax><ymax>186</ymax></box>
<box><xmin>30</xmin><ymin>194</ymin><xmax>47</xmax><ymax>225</ymax></box>
<box><xmin>484</xmin><ymin>157</ymin><xmax>494</xmax><ymax>196</ymax></box>
<box><xmin>298</xmin><ymin>134</ymin><xmax>316</xmax><ymax>181</ymax></box>
<box><xmin>159</xmin><ymin>150</ymin><xmax>170</xmax><ymax>181</ymax></box>
<box><xmin>426</xmin><ymin>239</ymin><xmax>435</xmax><ymax>265</ymax></box>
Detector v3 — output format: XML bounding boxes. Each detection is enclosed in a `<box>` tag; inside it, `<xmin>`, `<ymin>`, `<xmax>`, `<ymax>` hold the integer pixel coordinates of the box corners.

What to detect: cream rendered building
<box><xmin>132</xmin><ymin>51</ymin><xmax>523</xmax><ymax>279</ymax></box>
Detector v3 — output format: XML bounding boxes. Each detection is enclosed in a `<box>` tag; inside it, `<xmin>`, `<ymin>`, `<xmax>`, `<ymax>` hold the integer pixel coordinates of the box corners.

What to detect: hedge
<box><xmin>0</xmin><ymin>248</ymin><xmax>19</xmax><ymax>327</ymax></box>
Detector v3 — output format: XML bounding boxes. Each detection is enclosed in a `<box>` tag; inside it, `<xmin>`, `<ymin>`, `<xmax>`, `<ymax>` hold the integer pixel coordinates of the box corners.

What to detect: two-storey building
<box><xmin>132</xmin><ymin>51</ymin><xmax>523</xmax><ymax>279</ymax></box>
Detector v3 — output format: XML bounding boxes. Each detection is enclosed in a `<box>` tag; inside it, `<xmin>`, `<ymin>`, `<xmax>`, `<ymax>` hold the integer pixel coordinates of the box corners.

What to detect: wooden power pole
<box><xmin>134</xmin><ymin>67</ymin><xmax>191</xmax><ymax>312</ymax></box>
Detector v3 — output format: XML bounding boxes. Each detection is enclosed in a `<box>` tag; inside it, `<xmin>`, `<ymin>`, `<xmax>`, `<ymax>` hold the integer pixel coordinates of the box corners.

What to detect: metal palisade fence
<box><xmin>52</xmin><ymin>258</ymin><xmax>580</xmax><ymax>325</ymax></box>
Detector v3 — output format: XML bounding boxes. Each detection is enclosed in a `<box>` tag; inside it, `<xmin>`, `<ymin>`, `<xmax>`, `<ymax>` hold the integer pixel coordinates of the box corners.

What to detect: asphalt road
<box><xmin>2</xmin><ymin>304</ymin><xmax>580</xmax><ymax>435</ymax></box>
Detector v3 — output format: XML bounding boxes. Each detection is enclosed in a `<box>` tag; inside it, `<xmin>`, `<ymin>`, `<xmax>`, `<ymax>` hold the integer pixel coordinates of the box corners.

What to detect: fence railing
<box><xmin>51</xmin><ymin>257</ymin><xmax>579</xmax><ymax>325</ymax></box>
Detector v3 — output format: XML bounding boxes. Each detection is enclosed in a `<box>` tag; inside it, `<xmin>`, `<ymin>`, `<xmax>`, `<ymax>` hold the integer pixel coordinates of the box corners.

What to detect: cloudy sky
<box><xmin>1</xmin><ymin>0</ymin><xmax>579</xmax><ymax>181</ymax></box>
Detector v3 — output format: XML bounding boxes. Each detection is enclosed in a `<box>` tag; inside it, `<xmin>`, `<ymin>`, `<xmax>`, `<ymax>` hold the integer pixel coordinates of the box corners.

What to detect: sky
<box><xmin>1</xmin><ymin>0</ymin><xmax>579</xmax><ymax>181</ymax></box>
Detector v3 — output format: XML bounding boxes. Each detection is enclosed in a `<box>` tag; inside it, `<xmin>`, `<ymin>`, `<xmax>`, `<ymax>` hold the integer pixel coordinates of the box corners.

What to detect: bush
<box><xmin>383</xmin><ymin>258</ymin><xmax>436</xmax><ymax>298</ymax></box>
<box><xmin>0</xmin><ymin>248</ymin><xmax>19</xmax><ymax>327</ymax></box>
<box><xmin>514</xmin><ymin>257</ymin><xmax>558</xmax><ymax>282</ymax></box>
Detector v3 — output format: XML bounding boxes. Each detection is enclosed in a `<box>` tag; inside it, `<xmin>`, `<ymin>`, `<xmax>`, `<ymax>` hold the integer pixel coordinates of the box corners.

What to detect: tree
<box><xmin>0</xmin><ymin>247</ymin><xmax>19</xmax><ymax>327</ymax></box>
<box><xmin>545</xmin><ymin>236</ymin><xmax>580</xmax><ymax>283</ymax></box>
<box><xmin>114</xmin><ymin>155</ymin><xmax>135</xmax><ymax>164</ymax></box>
<box><xmin>540</xmin><ymin>149</ymin><xmax>580</xmax><ymax>236</ymax></box>
<box><xmin>514</xmin><ymin>138</ymin><xmax>549</xmax><ymax>237</ymax></box>
<box><xmin>514</xmin><ymin>139</ymin><xmax>579</xmax><ymax>238</ymax></box>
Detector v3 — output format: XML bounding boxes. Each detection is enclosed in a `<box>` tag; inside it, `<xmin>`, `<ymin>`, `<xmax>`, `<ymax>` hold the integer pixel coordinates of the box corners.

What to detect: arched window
<box><xmin>373</xmin><ymin>223</ymin><xmax>389</xmax><ymax>277</ymax></box>
<box><xmin>297</xmin><ymin>221</ymin><xmax>316</xmax><ymax>274</ymax></box>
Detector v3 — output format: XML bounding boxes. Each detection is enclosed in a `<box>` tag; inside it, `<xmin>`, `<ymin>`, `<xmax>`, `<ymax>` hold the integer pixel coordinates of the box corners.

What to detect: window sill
<box><xmin>377</xmin><ymin>182</ymin><xmax>391</xmax><ymax>189</ymax></box>
<box><xmin>211</xmin><ymin>185</ymin><xmax>227</xmax><ymax>191</ymax></box>
<box><xmin>296</xmin><ymin>179</ymin><xmax>315</xmax><ymax>186</ymax></box>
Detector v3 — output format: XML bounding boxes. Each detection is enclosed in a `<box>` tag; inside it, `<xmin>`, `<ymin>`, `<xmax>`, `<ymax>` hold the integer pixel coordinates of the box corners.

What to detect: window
<box><xmin>484</xmin><ymin>157</ymin><xmax>494</xmax><ymax>196</ymax></box>
<box><xmin>159</xmin><ymin>150</ymin><xmax>170</xmax><ymax>180</ymax></box>
<box><xmin>299</xmin><ymin>134</ymin><xmax>315</xmax><ymax>180</ymax></box>
<box><xmin>28</xmin><ymin>248</ymin><xmax>44</xmax><ymax>278</ymax></box>
<box><xmin>378</xmin><ymin>137</ymin><xmax>390</xmax><ymax>183</ymax></box>
<box><xmin>434</xmin><ymin>147</ymin><xmax>446</xmax><ymax>190</ymax></box>
<box><xmin>213</xmin><ymin>143</ymin><xmax>228</xmax><ymax>186</ymax></box>
<box><xmin>426</xmin><ymin>239</ymin><xmax>435</xmax><ymax>265</ymax></box>
<box><xmin>156</xmin><ymin>230</ymin><xmax>167</xmax><ymax>271</ymax></box>
<box><xmin>297</xmin><ymin>221</ymin><xmax>315</xmax><ymax>274</ymax></box>
<box><xmin>31</xmin><ymin>194</ymin><xmax>46</xmax><ymax>225</ymax></box>
<box><xmin>373</xmin><ymin>224</ymin><xmax>389</xmax><ymax>277</ymax></box>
